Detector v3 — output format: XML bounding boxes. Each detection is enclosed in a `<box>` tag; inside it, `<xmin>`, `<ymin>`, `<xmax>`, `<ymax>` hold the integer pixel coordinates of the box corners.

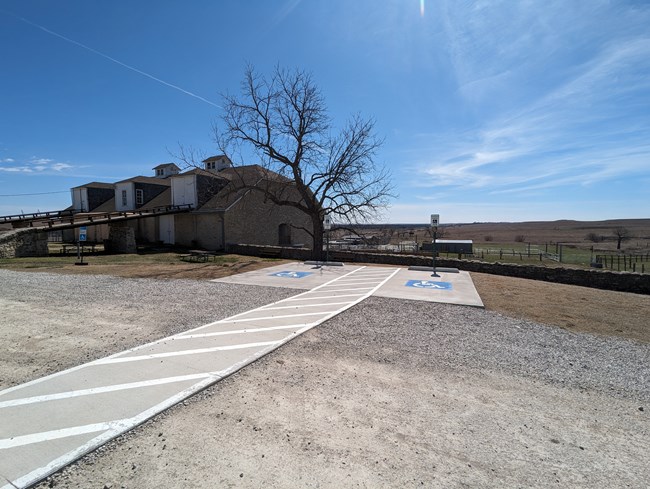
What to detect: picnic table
<box><xmin>60</xmin><ymin>243</ymin><xmax>98</xmax><ymax>255</ymax></box>
<box><xmin>180</xmin><ymin>250</ymin><xmax>216</xmax><ymax>262</ymax></box>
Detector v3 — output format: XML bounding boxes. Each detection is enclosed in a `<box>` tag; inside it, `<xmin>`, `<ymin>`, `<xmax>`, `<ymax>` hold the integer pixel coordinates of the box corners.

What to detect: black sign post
<box><xmin>324</xmin><ymin>214</ymin><xmax>331</xmax><ymax>265</ymax></box>
<box><xmin>75</xmin><ymin>226</ymin><xmax>88</xmax><ymax>266</ymax></box>
<box><xmin>430</xmin><ymin>214</ymin><xmax>440</xmax><ymax>277</ymax></box>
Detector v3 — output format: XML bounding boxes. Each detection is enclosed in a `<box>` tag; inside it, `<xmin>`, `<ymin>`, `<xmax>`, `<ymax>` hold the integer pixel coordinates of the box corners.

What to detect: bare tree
<box><xmin>424</xmin><ymin>226</ymin><xmax>446</xmax><ymax>239</ymax></box>
<box><xmin>217</xmin><ymin>65</ymin><xmax>395</xmax><ymax>259</ymax></box>
<box><xmin>585</xmin><ymin>232</ymin><xmax>602</xmax><ymax>243</ymax></box>
<box><xmin>613</xmin><ymin>226</ymin><xmax>631</xmax><ymax>250</ymax></box>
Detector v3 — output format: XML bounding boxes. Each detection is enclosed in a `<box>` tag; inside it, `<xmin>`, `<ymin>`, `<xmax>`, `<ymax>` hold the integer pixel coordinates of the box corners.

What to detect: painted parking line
<box><xmin>283</xmin><ymin>293</ymin><xmax>365</xmax><ymax>301</ymax></box>
<box><xmin>179</xmin><ymin>324</ymin><xmax>307</xmax><ymax>339</ymax></box>
<box><xmin>0</xmin><ymin>266</ymin><xmax>398</xmax><ymax>489</ymax></box>
<box><xmin>94</xmin><ymin>341</ymin><xmax>283</xmax><ymax>364</ymax></box>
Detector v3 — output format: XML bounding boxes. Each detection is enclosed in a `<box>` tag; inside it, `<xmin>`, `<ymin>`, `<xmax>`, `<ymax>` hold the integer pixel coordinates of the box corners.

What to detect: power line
<box><xmin>0</xmin><ymin>190</ymin><xmax>69</xmax><ymax>197</ymax></box>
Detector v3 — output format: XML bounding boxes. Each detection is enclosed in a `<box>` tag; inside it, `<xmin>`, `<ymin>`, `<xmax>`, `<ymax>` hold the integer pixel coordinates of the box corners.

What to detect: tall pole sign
<box><xmin>75</xmin><ymin>226</ymin><xmax>88</xmax><ymax>266</ymax></box>
<box><xmin>430</xmin><ymin>214</ymin><xmax>440</xmax><ymax>277</ymax></box>
<box><xmin>323</xmin><ymin>214</ymin><xmax>331</xmax><ymax>264</ymax></box>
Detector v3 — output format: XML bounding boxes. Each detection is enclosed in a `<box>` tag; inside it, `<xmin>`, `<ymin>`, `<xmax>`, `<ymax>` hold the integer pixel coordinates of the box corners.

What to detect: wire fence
<box><xmin>595</xmin><ymin>254</ymin><xmax>650</xmax><ymax>273</ymax></box>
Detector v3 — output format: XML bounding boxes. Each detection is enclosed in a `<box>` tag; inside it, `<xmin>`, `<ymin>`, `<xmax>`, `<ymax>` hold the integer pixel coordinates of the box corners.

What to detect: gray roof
<box><xmin>152</xmin><ymin>163</ymin><xmax>180</xmax><ymax>170</ymax></box>
<box><xmin>202</xmin><ymin>155</ymin><xmax>228</xmax><ymax>162</ymax></box>
<box><xmin>71</xmin><ymin>182</ymin><xmax>114</xmax><ymax>190</ymax></box>
<box><xmin>114</xmin><ymin>176</ymin><xmax>171</xmax><ymax>186</ymax></box>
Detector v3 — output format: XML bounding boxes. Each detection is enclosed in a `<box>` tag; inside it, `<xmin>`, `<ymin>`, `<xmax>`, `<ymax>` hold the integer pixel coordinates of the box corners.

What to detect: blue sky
<box><xmin>0</xmin><ymin>0</ymin><xmax>648</xmax><ymax>223</ymax></box>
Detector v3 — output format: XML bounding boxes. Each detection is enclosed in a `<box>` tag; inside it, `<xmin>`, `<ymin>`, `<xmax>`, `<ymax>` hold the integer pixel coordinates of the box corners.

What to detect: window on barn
<box><xmin>136</xmin><ymin>189</ymin><xmax>144</xmax><ymax>205</ymax></box>
<box><xmin>121</xmin><ymin>190</ymin><xmax>127</xmax><ymax>207</ymax></box>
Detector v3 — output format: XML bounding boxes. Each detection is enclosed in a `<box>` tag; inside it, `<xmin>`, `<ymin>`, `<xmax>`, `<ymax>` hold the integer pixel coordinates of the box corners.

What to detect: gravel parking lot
<box><xmin>1</xmin><ymin>269</ymin><xmax>648</xmax><ymax>488</ymax></box>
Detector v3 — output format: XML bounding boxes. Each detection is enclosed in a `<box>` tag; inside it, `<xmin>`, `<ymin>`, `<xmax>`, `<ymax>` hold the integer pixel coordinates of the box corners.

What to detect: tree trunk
<box><xmin>617</xmin><ymin>237</ymin><xmax>622</xmax><ymax>250</ymax></box>
<box><xmin>311</xmin><ymin>215</ymin><xmax>324</xmax><ymax>261</ymax></box>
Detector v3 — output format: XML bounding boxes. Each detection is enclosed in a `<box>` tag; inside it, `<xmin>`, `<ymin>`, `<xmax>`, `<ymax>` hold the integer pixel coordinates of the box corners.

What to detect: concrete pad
<box><xmin>373</xmin><ymin>268</ymin><xmax>483</xmax><ymax>307</ymax></box>
<box><xmin>212</xmin><ymin>262</ymin><xmax>484</xmax><ymax>308</ymax></box>
<box><xmin>214</xmin><ymin>262</ymin><xmax>355</xmax><ymax>290</ymax></box>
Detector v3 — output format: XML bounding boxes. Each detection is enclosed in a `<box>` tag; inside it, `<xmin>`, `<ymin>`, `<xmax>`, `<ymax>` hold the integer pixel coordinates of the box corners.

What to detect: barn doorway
<box><xmin>278</xmin><ymin>223</ymin><xmax>291</xmax><ymax>246</ymax></box>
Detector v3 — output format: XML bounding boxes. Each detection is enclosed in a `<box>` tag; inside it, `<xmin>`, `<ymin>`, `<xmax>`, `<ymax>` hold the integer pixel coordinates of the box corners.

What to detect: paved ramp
<box><xmin>0</xmin><ymin>266</ymin><xmax>398</xmax><ymax>489</ymax></box>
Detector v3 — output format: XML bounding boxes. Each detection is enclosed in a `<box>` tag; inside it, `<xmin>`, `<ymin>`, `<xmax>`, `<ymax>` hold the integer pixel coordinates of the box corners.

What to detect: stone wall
<box><xmin>224</xmin><ymin>190</ymin><xmax>312</xmax><ymax>248</ymax></box>
<box><xmin>226</xmin><ymin>244</ymin><xmax>650</xmax><ymax>295</ymax></box>
<box><xmin>106</xmin><ymin>223</ymin><xmax>137</xmax><ymax>253</ymax></box>
<box><xmin>0</xmin><ymin>229</ymin><xmax>49</xmax><ymax>258</ymax></box>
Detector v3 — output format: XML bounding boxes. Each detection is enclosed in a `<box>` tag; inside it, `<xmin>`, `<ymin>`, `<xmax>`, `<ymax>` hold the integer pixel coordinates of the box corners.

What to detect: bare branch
<box><xmin>215</xmin><ymin>65</ymin><xmax>396</xmax><ymax>259</ymax></box>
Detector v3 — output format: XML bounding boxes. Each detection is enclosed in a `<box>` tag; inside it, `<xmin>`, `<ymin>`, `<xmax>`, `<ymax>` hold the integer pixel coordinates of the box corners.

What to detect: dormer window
<box><xmin>206</xmin><ymin>161</ymin><xmax>216</xmax><ymax>170</ymax></box>
<box><xmin>156</xmin><ymin>169</ymin><xmax>164</xmax><ymax>176</ymax></box>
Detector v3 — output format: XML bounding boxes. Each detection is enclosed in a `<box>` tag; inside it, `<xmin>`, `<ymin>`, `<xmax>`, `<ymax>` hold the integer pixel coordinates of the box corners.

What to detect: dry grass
<box><xmin>471</xmin><ymin>272</ymin><xmax>650</xmax><ymax>344</ymax></box>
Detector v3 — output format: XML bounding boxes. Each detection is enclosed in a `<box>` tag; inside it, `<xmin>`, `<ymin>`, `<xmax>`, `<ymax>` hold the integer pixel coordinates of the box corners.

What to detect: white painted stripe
<box><xmin>213</xmin><ymin>310</ymin><xmax>338</xmax><ymax>324</ymax></box>
<box><xmin>177</xmin><ymin>324</ymin><xmax>304</xmax><ymax>339</ymax></box>
<box><xmin>283</xmin><ymin>293</ymin><xmax>364</xmax><ymax>302</ymax></box>
<box><xmin>354</xmin><ymin>269</ymin><xmax>392</xmax><ymax>277</ymax></box>
<box><xmin>313</xmin><ymin>287</ymin><xmax>373</xmax><ymax>292</ymax></box>
<box><xmin>95</xmin><ymin>340</ymin><xmax>282</xmax><ymax>364</ymax></box>
<box><xmin>323</xmin><ymin>280</ymin><xmax>389</xmax><ymax>285</ymax></box>
<box><xmin>339</xmin><ymin>274</ymin><xmax>393</xmax><ymax>279</ymax></box>
<box><xmin>259</xmin><ymin>301</ymin><xmax>352</xmax><ymax>311</ymax></box>
<box><xmin>0</xmin><ymin>372</ymin><xmax>219</xmax><ymax>409</ymax></box>
<box><xmin>0</xmin><ymin>422</ymin><xmax>113</xmax><ymax>450</ymax></box>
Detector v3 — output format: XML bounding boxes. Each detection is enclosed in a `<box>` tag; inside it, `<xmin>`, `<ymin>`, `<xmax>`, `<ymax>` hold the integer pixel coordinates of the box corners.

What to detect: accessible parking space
<box><xmin>215</xmin><ymin>262</ymin><xmax>353</xmax><ymax>290</ymax></box>
<box><xmin>212</xmin><ymin>262</ymin><xmax>484</xmax><ymax>308</ymax></box>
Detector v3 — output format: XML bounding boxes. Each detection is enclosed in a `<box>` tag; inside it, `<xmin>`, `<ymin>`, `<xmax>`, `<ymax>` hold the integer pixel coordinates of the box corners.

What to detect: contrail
<box><xmin>2</xmin><ymin>10</ymin><xmax>222</xmax><ymax>109</ymax></box>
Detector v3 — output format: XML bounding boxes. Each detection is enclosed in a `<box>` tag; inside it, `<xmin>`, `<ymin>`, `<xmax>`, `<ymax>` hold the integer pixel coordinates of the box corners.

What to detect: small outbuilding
<box><xmin>421</xmin><ymin>239</ymin><xmax>473</xmax><ymax>254</ymax></box>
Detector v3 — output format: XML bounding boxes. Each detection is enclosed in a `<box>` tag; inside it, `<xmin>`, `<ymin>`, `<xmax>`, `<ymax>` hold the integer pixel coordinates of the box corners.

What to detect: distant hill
<box><xmin>349</xmin><ymin>219</ymin><xmax>650</xmax><ymax>249</ymax></box>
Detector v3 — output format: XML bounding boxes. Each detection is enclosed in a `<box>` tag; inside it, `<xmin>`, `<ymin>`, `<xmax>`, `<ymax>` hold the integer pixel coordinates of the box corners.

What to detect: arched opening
<box><xmin>278</xmin><ymin>223</ymin><xmax>291</xmax><ymax>246</ymax></box>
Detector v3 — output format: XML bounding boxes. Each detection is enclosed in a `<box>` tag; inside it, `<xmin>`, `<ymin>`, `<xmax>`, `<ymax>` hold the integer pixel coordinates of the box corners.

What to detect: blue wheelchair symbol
<box><xmin>270</xmin><ymin>271</ymin><xmax>312</xmax><ymax>279</ymax></box>
<box><xmin>405</xmin><ymin>280</ymin><xmax>452</xmax><ymax>290</ymax></box>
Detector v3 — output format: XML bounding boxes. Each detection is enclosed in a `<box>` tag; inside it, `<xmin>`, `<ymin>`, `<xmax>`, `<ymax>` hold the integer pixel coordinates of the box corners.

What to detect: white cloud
<box><xmin>51</xmin><ymin>163</ymin><xmax>73</xmax><ymax>171</ymax></box>
<box><xmin>30</xmin><ymin>157</ymin><xmax>54</xmax><ymax>165</ymax></box>
<box><xmin>0</xmin><ymin>157</ymin><xmax>74</xmax><ymax>174</ymax></box>
<box><xmin>410</xmin><ymin>28</ymin><xmax>650</xmax><ymax>197</ymax></box>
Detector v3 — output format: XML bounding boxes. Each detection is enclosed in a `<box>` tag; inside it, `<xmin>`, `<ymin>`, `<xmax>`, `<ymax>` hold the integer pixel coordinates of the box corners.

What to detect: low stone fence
<box><xmin>226</xmin><ymin>243</ymin><xmax>650</xmax><ymax>295</ymax></box>
<box><xmin>0</xmin><ymin>229</ymin><xmax>49</xmax><ymax>258</ymax></box>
